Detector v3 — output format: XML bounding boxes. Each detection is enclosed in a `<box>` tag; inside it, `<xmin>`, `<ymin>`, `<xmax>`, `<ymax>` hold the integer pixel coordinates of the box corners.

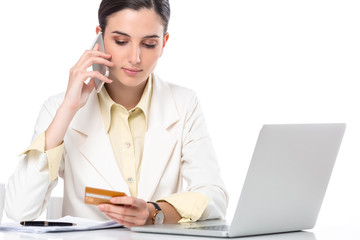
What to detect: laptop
<box><xmin>131</xmin><ymin>123</ymin><xmax>346</xmax><ymax>238</ymax></box>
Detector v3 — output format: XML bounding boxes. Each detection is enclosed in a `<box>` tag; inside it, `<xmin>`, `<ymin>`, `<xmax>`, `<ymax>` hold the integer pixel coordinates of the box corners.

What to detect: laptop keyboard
<box><xmin>188</xmin><ymin>225</ymin><xmax>230</xmax><ymax>231</ymax></box>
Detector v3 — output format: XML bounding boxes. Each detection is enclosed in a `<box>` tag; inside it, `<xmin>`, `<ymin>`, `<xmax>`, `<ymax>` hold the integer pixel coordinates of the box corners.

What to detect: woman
<box><xmin>5</xmin><ymin>0</ymin><xmax>228</xmax><ymax>228</ymax></box>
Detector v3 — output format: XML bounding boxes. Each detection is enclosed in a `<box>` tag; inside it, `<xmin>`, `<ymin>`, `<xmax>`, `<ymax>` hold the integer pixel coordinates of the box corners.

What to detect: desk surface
<box><xmin>0</xmin><ymin>225</ymin><xmax>358</xmax><ymax>240</ymax></box>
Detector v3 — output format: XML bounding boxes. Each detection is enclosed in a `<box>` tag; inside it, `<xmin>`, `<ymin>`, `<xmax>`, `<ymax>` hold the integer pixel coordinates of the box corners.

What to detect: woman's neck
<box><xmin>105</xmin><ymin>79</ymin><xmax>148</xmax><ymax>111</ymax></box>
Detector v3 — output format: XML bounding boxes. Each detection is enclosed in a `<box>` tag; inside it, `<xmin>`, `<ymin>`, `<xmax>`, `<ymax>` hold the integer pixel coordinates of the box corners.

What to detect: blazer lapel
<box><xmin>70</xmin><ymin>75</ymin><xmax>181</xmax><ymax>199</ymax></box>
<box><xmin>70</xmin><ymin>90</ymin><xmax>129</xmax><ymax>194</ymax></box>
<box><xmin>138</xmin><ymin>75</ymin><xmax>180</xmax><ymax>200</ymax></box>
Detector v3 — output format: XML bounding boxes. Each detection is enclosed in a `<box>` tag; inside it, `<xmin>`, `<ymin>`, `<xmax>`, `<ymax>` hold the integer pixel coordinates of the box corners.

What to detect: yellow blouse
<box><xmin>24</xmin><ymin>75</ymin><xmax>209</xmax><ymax>222</ymax></box>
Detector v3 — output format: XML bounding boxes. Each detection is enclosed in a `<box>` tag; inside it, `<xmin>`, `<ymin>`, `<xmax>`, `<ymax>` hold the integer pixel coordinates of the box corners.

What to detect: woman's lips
<box><xmin>122</xmin><ymin>67</ymin><xmax>143</xmax><ymax>76</ymax></box>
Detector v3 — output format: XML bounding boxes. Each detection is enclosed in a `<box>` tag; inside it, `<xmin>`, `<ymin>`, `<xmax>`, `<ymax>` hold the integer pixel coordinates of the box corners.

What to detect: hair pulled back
<box><xmin>98</xmin><ymin>0</ymin><xmax>170</xmax><ymax>34</ymax></box>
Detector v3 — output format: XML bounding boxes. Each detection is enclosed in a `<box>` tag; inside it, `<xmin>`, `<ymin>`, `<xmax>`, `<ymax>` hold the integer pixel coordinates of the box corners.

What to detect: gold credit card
<box><xmin>84</xmin><ymin>187</ymin><xmax>127</xmax><ymax>205</ymax></box>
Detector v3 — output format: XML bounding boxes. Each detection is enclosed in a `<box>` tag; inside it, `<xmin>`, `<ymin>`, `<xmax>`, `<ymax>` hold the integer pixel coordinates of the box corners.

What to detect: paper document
<box><xmin>0</xmin><ymin>216</ymin><xmax>123</xmax><ymax>233</ymax></box>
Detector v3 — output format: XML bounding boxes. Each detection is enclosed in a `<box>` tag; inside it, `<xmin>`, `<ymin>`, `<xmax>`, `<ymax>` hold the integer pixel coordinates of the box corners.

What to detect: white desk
<box><xmin>0</xmin><ymin>225</ymin><xmax>358</xmax><ymax>240</ymax></box>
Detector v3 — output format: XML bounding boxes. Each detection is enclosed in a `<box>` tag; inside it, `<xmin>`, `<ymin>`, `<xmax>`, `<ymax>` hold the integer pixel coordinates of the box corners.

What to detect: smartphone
<box><xmin>84</xmin><ymin>32</ymin><xmax>109</xmax><ymax>93</ymax></box>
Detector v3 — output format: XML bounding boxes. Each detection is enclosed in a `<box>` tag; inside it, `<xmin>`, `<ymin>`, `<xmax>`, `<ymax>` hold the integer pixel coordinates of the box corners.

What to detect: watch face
<box><xmin>154</xmin><ymin>211</ymin><xmax>164</xmax><ymax>224</ymax></box>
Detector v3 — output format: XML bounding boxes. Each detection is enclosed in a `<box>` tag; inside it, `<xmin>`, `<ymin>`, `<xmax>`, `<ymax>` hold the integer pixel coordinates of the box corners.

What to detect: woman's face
<box><xmin>100</xmin><ymin>8</ymin><xmax>168</xmax><ymax>88</ymax></box>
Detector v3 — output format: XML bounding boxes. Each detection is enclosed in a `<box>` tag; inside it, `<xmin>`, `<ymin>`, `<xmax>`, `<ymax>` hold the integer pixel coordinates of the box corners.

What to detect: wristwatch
<box><xmin>148</xmin><ymin>202</ymin><xmax>164</xmax><ymax>224</ymax></box>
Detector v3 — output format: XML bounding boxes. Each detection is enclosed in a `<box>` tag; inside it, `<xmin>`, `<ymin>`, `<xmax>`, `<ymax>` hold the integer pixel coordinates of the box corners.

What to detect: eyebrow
<box><xmin>111</xmin><ymin>31</ymin><xmax>160</xmax><ymax>39</ymax></box>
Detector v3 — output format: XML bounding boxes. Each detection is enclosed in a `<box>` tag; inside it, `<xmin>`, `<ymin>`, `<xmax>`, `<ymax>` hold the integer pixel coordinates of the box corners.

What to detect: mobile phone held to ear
<box><xmin>84</xmin><ymin>32</ymin><xmax>109</xmax><ymax>93</ymax></box>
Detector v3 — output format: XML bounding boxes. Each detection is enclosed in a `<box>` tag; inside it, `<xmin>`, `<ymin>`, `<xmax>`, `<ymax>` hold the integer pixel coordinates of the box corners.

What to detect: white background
<box><xmin>0</xmin><ymin>0</ymin><xmax>359</xmax><ymax>227</ymax></box>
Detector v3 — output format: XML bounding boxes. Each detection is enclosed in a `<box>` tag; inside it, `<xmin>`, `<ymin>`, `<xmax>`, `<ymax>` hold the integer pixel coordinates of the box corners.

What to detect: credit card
<box><xmin>84</xmin><ymin>187</ymin><xmax>127</xmax><ymax>205</ymax></box>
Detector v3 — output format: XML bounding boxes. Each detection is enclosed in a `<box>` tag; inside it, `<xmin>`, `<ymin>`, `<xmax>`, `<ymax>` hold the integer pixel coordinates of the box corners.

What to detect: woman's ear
<box><xmin>96</xmin><ymin>26</ymin><xmax>102</xmax><ymax>34</ymax></box>
<box><xmin>159</xmin><ymin>33</ymin><xmax>169</xmax><ymax>57</ymax></box>
<box><xmin>163</xmin><ymin>33</ymin><xmax>169</xmax><ymax>48</ymax></box>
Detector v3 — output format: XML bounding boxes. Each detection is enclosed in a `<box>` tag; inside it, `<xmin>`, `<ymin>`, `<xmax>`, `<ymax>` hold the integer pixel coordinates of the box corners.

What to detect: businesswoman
<box><xmin>6</xmin><ymin>0</ymin><xmax>228</xmax><ymax>228</ymax></box>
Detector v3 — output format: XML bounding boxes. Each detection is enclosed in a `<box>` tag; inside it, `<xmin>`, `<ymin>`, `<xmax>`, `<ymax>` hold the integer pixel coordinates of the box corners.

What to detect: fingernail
<box><xmin>99</xmin><ymin>205</ymin><xmax>104</xmax><ymax>210</ymax></box>
<box><xmin>110</xmin><ymin>198</ymin><xmax>116</xmax><ymax>203</ymax></box>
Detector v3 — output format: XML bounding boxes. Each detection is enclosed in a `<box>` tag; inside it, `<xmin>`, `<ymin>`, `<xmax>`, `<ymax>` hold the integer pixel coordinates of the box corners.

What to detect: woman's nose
<box><xmin>128</xmin><ymin>45</ymin><xmax>141</xmax><ymax>65</ymax></box>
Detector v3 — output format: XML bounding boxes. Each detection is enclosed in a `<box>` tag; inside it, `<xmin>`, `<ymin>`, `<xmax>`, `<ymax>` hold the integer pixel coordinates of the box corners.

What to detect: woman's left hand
<box><xmin>98</xmin><ymin>196</ymin><xmax>150</xmax><ymax>228</ymax></box>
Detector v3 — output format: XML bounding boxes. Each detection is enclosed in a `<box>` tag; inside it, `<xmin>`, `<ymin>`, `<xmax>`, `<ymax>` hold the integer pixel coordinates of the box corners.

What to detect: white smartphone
<box><xmin>84</xmin><ymin>32</ymin><xmax>109</xmax><ymax>93</ymax></box>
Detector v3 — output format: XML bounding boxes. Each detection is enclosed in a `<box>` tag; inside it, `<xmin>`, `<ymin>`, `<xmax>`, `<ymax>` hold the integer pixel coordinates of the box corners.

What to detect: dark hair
<box><xmin>98</xmin><ymin>0</ymin><xmax>170</xmax><ymax>35</ymax></box>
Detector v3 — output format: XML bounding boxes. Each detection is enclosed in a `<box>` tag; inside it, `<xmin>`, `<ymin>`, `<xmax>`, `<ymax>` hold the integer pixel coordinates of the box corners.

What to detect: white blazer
<box><xmin>6</xmin><ymin>75</ymin><xmax>228</xmax><ymax>221</ymax></box>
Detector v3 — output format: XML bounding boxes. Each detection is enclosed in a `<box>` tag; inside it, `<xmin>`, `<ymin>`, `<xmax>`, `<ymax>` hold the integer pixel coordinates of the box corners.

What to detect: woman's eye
<box><xmin>115</xmin><ymin>40</ymin><xmax>127</xmax><ymax>45</ymax></box>
<box><xmin>143</xmin><ymin>43</ymin><xmax>157</xmax><ymax>49</ymax></box>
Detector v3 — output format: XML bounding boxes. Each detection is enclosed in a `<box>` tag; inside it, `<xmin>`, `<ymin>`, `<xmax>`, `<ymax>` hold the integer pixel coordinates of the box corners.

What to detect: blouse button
<box><xmin>127</xmin><ymin>177</ymin><xmax>134</xmax><ymax>183</ymax></box>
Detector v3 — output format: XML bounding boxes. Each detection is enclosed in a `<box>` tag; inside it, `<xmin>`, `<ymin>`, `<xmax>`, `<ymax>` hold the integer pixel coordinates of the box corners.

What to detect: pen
<box><xmin>20</xmin><ymin>221</ymin><xmax>77</xmax><ymax>227</ymax></box>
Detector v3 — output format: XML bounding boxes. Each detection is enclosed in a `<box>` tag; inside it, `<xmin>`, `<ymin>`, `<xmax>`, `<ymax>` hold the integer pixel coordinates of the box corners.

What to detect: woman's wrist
<box><xmin>145</xmin><ymin>202</ymin><xmax>155</xmax><ymax>225</ymax></box>
<box><xmin>60</xmin><ymin>97</ymin><xmax>83</xmax><ymax>114</ymax></box>
<box><xmin>145</xmin><ymin>201</ymin><xmax>181</xmax><ymax>225</ymax></box>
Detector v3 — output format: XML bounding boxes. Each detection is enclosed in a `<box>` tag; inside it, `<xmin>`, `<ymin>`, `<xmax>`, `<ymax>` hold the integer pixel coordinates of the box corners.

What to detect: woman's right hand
<box><xmin>63</xmin><ymin>43</ymin><xmax>114</xmax><ymax>113</ymax></box>
<box><xmin>44</xmin><ymin>43</ymin><xmax>114</xmax><ymax>150</ymax></box>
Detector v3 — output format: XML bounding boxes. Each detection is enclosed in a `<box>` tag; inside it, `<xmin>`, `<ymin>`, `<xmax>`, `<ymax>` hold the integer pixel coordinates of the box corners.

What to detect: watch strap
<box><xmin>147</xmin><ymin>201</ymin><xmax>163</xmax><ymax>224</ymax></box>
<box><xmin>147</xmin><ymin>201</ymin><xmax>162</xmax><ymax>211</ymax></box>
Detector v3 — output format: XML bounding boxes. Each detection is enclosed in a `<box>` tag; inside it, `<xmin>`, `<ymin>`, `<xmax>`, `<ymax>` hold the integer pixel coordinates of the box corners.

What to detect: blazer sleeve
<box><xmin>5</xmin><ymin>94</ymin><xmax>65</xmax><ymax>221</ymax></box>
<box><xmin>180</xmin><ymin>92</ymin><xmax>229</xmax><ymax>220</ymax></box>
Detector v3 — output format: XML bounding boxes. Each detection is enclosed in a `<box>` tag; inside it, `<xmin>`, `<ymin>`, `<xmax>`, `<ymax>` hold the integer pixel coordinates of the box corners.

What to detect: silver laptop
<box><xmin>131</xmin><ymin>124</ymin><xmax>346</xmax><ymax>238</ymax></box>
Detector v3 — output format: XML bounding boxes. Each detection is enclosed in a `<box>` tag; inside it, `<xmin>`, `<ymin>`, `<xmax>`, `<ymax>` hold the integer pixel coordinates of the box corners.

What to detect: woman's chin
<box><xmin>108</xmin><ymin>75</ymin><xmax>148</xmax><ymax>88</ymax></box>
